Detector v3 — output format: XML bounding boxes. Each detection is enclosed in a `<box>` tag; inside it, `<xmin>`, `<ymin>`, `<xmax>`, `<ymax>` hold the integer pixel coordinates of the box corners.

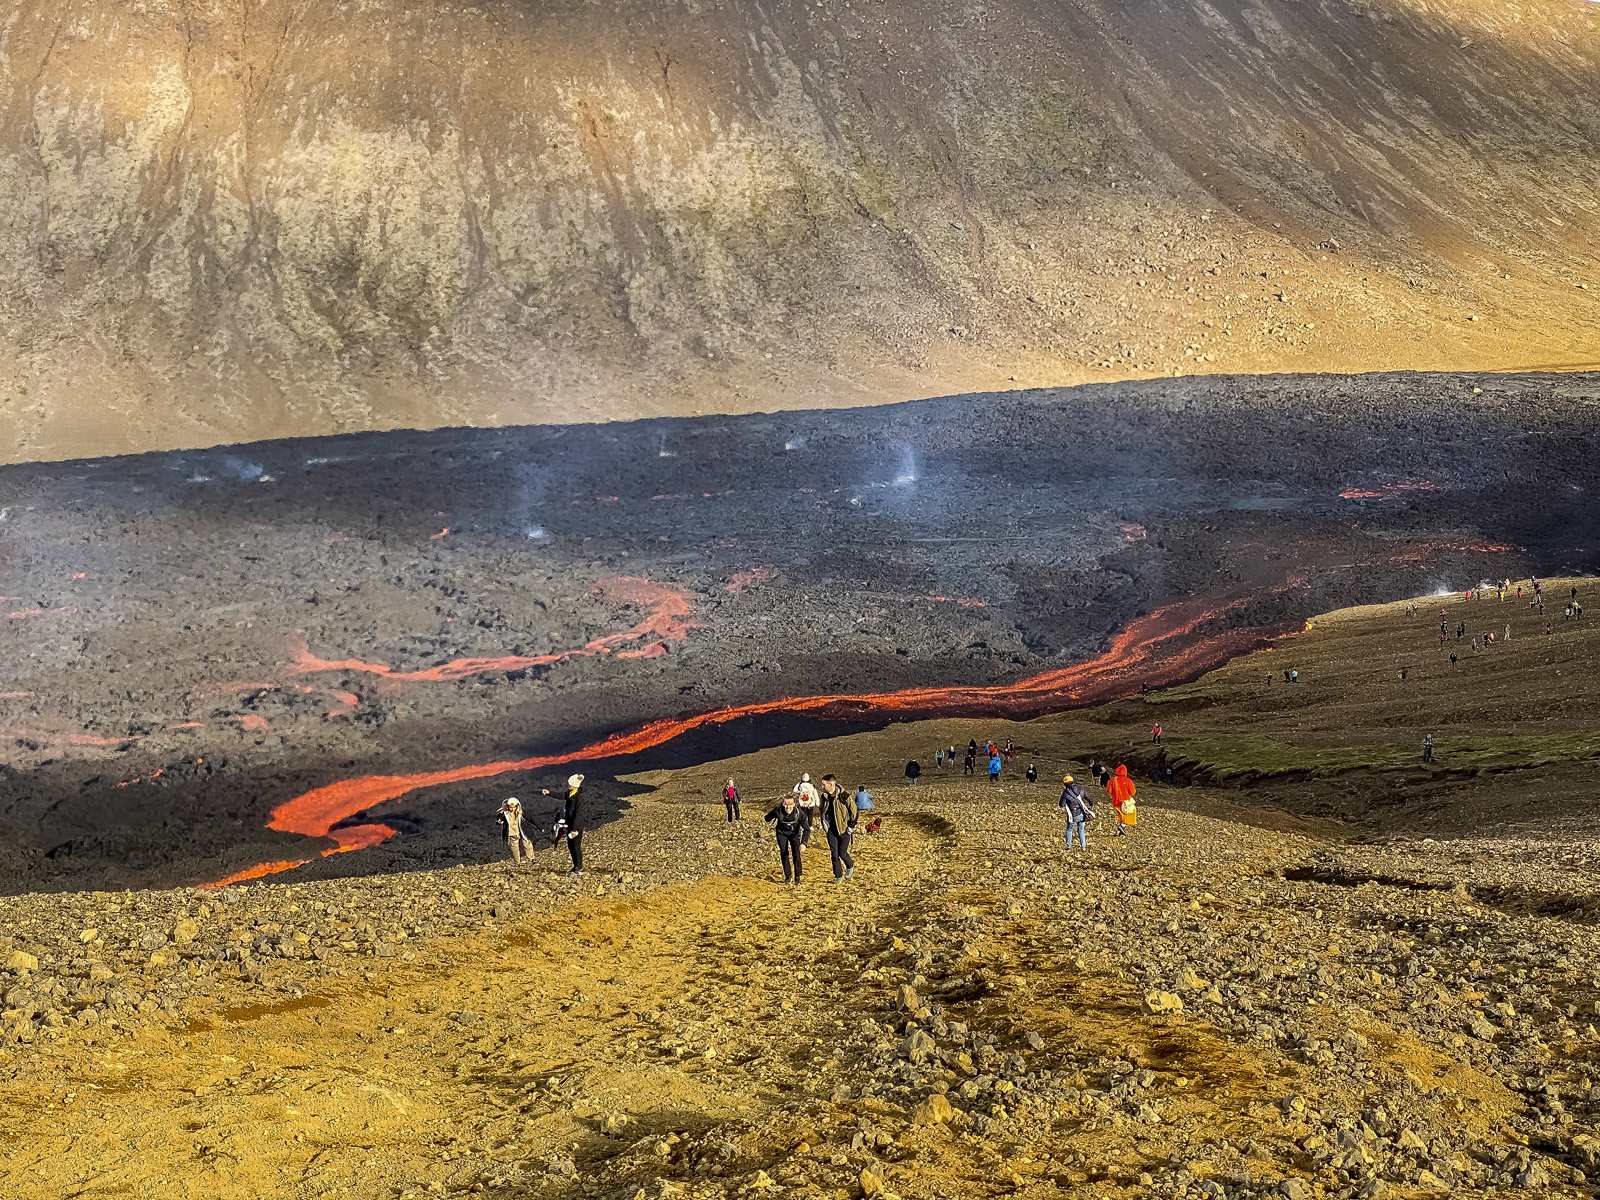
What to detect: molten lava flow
<box><xmin>323</xmin><ymin>824</ymin><xmax>397</xmax><ymax>854</ymax></box>
<box><xmin>200</xmin><ymin>859</ymin><xmax>313</xmax><ymax>889</ymax></box>
<box><xmin>216</xmin><ymin>594</ymin><xmax>1282</xmax><ymax>887</ymax></box>
<box><xmin>289</xmin><ymin>577</ymin><xmax>698</xmax><ymax>683</ymax></box>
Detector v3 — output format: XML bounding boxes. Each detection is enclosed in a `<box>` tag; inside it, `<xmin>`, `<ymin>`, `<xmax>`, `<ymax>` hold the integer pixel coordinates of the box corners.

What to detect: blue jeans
<box><xmin>1065</xmin><ymin>820</ymin><xmax>1088</xmax><ymax>850</ymax></box>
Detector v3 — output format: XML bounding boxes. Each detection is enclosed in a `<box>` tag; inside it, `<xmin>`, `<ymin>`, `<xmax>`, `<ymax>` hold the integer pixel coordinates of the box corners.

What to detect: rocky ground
<box><xmin>2</xmin><ymin>589</ymin><xmax>1598</xmax><ymax>1198</ymax></box>
<box><xmin>2</xmin><ymin>373</ymin><xmax>1598</xmax><ymax>893</ymax></box>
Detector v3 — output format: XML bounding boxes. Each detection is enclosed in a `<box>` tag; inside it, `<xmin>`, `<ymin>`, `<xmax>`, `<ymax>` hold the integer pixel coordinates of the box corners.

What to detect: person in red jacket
<box><xmin>1107</xmin><ymin>765</ymin><xmax>1137</xmax><ymax>837</ymax></box>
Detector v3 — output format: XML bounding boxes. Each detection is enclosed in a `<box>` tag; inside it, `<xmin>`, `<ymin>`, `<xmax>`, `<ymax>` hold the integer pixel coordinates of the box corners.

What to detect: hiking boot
<box><xmin>834</xmin><ymin>875</ymin><xmax>844</xmax><ymax>884</ymax></box>
<box><xmin>845</xmin><ymin>867</ymin><xmax>854</xmax><ymax>880</ymax></box>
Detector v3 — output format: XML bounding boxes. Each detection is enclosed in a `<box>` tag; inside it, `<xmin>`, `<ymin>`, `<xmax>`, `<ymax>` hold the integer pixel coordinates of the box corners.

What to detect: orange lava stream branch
<box><xmin>206</xmin><ymin>595</ymin><xmax>1283</xmax><ymax>888</ymax></box>
<box><xmin>286</xmin><ymin>577</ymin><xmax>698</xmax><ymax>683</ymax></box>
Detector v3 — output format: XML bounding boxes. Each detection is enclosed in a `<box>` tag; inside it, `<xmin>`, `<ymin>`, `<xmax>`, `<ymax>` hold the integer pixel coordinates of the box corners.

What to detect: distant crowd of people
<box><xmin>486</xmin><ymin>732</ymin><xmax>1173</xmax><ymax>881</ymax></box>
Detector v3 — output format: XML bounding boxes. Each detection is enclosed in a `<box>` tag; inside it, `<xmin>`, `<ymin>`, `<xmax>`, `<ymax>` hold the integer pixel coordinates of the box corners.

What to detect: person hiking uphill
<box><xmin>1058</xmin><ymin>774</ymin><xmax>1095</xmax><ymax>851</ymax></box>
<box><xmin>540</xmin><ymin>774</ymin><xmax>587</xmax><ymax>875</ymax></box>
<box><xmin>764</xmin><ymin>794</ymin><xmax>807</xmax><ymax>885</ymax></box>
<box><xmin>988</xmin><ymin>751</ymin><xmax>1003</xmax><ymax>783</ymax></box>
<box><xmin>496</xmin><ymin>797</ymin><xmax>535</xmax><ymax>862</ymax></box>
<box><xmin>722</xmin><ymin>778</ymin><xmax>742</xmax><ymax>822</ymax></box>
<box><xmin>818</xmin><ymin>773</ymin><xmax>858</xmax><ymax>882</ymax></box>
<box><xmin>793</xmin><ymin>773</ymin><xmax>820</xmax><ymax>845</ymax></box>
<box><xmin>1106</xmin><ymin>765</ymin><xmax>1137</xmax><ymax>836</ymax></box>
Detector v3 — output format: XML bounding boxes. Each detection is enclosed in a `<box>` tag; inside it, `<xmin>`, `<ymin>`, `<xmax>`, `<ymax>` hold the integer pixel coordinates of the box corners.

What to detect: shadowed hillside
<box><xmin>1</xmin><ymin>0</ymin><xmax>1597</xmax><ymax>460</ymax></box>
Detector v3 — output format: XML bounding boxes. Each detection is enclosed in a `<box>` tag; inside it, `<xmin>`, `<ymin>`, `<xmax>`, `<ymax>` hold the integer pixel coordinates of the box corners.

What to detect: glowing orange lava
<box><xmin>213</xmin><ymin>594</ymin><xmax>1280</xmax><ymax>886</ymax></box>
<box><xmin>289</xmin><ymin>577</ymin><xmax>698</xmax><ymax>683</ymax></box>
<box><xmin>200</xmin><ymin>858</ymin><xmax>313</xmax><ymax>889</ymax></box>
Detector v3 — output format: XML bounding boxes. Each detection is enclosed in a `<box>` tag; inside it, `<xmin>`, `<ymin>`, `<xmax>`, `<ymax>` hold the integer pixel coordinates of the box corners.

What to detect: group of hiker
<box><xmin>1056</xmin><ymin>760</ymin><xmax>1139</xmax><ymax>850</ymax></box>
<box><xmin>495</xmin><ymin>774</ymin><xmax>588</xmax><ymax>876</ymax></box>
<box><xmin>489</xmin><ymin>745</ymin><xmax>1152</xmax><ymax>879</ymax></box>
<box><xmin>759</xmin><ymin>771</ymin><xmax>877</xmax><ymax>885</ymax></box>
<box><xmin>918</xmin><ymin>738</ymin><xmax>1028</xmax><ymax>782</ymax></box>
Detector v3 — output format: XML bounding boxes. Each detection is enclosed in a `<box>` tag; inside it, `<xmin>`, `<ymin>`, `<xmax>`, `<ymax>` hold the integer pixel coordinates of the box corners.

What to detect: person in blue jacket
<box><xmin>988</xmin><ymin>752</ymin><xmax>1003</xmax><ymax>783</ymax></box>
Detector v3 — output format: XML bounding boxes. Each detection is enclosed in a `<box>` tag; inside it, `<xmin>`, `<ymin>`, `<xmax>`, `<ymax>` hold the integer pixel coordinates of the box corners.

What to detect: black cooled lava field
<box><xmin>2</xmin><ymin>372</ymin><xmax>1596</xmax><ymax>893</ymax></box>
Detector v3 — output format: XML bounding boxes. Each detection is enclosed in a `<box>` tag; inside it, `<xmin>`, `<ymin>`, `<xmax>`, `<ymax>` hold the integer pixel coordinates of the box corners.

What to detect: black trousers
<box><xmin>724</xmin><ymin>799</ymin><xmax>740</xmax><ymax>821</ymax></box>
<box><xmin>568</xmin><ymin>830</ymin><xmax>584</xmax><ymax>871</ymax></box>
<box><xmin>826</xmin><ymin>827</ymin><xmax>854</xmax><ymax>879</ymax></box>
<box><xmin>777</xmin><ymin>830</ymin><xmax>804</xmax><ymax>881</ymax></box>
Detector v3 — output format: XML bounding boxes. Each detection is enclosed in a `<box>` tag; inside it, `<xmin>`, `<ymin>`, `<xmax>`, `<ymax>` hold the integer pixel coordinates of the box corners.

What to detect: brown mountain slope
<box><xmin>1</xmin><ymin>0</ymin><xmax>1597</xmax><ymax>461</ymax></box>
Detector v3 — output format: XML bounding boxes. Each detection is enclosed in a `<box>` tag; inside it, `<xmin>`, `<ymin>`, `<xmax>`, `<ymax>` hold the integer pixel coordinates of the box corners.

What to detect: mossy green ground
<box><xmin>692</xmin><ymin>578</ymin><xmax>1600</xmax><ymax>841</ymax></box>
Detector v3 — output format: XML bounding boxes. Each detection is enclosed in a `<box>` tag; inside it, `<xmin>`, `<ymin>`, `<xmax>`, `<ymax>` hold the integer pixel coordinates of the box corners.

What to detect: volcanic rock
<box><xmin>1141</xmin><ymin>992</ymin><xmax>1184</xmax><ymax>1016</ymax></box>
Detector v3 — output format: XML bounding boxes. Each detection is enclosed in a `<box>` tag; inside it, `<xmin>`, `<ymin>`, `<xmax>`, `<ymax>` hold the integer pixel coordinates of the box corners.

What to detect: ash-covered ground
<box><xmin>1</xmin><ymin>371</ymin><xmax>1596</xmax><ymax>892</ymax></box>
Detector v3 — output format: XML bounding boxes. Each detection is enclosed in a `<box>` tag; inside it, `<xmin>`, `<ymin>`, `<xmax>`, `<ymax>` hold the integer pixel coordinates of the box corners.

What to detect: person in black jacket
<box><xmin>904</xmin><ymin>759</ymin><xmax>921</xmax><ymax>785</ymax></box>
<box><xmin>765</xmin><ymin>794</ymin><xmax>807</xmax><ymax>884</ymax></box>
<box><xmin>722</xmin><ymin>778</ymin><xmax>742</xmax><ymax>822</ymax></box>
<box><xmin>541</xmin><ymin>773</ymin><xmax>587</xmax><ymax>876</ymax></box>
<box><xmin>817</xmin><ymin>773</ymin><xmax>858</xmax><ymax>883</ymax></box>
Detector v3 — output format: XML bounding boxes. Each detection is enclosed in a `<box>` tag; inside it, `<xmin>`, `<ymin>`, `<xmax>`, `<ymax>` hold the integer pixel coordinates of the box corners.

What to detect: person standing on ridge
<box><xmin>818</xmin><ymin>773</ymin><xmax>858</xmax><ymax>882</ymax></box>
<box><xmin>764</xmin><ymin>793</ymin><xmax>807</xmax><ymax>885</ymax></box>
<box><xmin>969</xmin><ymin>738</ymin><xmax>979</xmax><ymax>760</ymax></box>
<box><xmin>988</xmin><ymin>751</ymin><xmax>1003</xmax><ymax>783</ymax></box>
<box><xmin>496</xmin><ymin>797</ymin><xmax>534</xmax><ymax>862</ymax></box>
<box><xmin>1107</xmin><ymin>765</ymin><xmax>1137</xmax><ymax>836</ymax></box>
<box><xmin>540</xmin><ymin>774</ymin><xmax>587</xmax><ymax>876</ymax></box>
<box><xmin>1151</xmin><ymin>723</ymin><xmax>1163</xmax><ymax>744</ymax></box>
<box><xmin>1422</xmin><ymin>733</ymin><xmax>1434</xmax><ymax>764</ymax></box>
<box><xmin>1059</xmin><ymin>774</ymin><xmax>1094</xmax><ymax>852</ymax></box>
<box><xmin>722</xmin><ymin>778</ymin><xmax>742</xmax><ymax>823</ymax></box>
